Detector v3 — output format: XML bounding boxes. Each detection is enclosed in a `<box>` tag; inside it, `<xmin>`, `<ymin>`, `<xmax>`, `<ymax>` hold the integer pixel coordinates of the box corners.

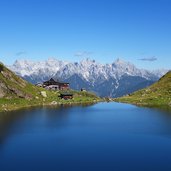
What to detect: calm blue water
<box><xmin>0</xmin><ymin>102</ymin><xmax>171</xmax><ymax>171</ymax></box>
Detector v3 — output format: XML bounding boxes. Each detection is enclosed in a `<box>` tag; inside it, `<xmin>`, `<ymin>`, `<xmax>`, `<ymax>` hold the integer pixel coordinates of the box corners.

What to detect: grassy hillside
<box><xmin>0</xmin><ymin>62</ymin><xmax>40</xmax><ymax>99</ymax></box>
<box><xmin>0</xmin><ymin>63</ymin><xmax>100</xmax><ymax>112</ymax></box>
<box><xmin>115</xmin><ymin>71</ymin><xmax>171</xmax><ymax>108</ymax></box>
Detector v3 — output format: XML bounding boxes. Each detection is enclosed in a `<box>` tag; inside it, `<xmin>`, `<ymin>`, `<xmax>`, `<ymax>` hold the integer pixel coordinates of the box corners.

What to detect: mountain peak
<box><xmin>14</xmin><ymin>59</ymin><xmax>32</xmax><ymax>66</ymax></box>
<box><xmin>47</xmin><ymin>57</ymin><xmax>59</xmax><ymax>62</ymax></box>
<box><xmin>115</xmin><ymin>58</ymin><xmax>125</xmax><ymax>63</ymax></box>
<box><xmin>80</xmin><ymin>58</ymin><xmax>96</xmax><ymax>66</ymax></box>
<box><xmin>113</xmin><ymin>58</ymin><xmax>131</xmax><ymax>66</ymax></box>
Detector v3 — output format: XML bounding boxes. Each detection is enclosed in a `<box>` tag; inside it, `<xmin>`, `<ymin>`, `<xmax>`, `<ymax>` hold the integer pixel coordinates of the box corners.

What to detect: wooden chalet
<box><xmin>43</xmin><ymin>78</ymin><xmax>69</xmax><ymax>90</ymax></box>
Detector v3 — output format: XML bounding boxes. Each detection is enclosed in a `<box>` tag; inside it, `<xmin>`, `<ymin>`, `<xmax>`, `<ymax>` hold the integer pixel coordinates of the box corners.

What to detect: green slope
<box><xmin>0</xmin><ymin>62</ymin><xmax>41</xmax><ymax>99</ymax></box>
<box><xmin>0</xmin><ymin>63</ymin><xmax>100</xmax><ymax>112</ymax></box>
<box><xmin>115</xmin><ymin>71</ymin><xmax>171</xmax><ymax>107</ymax></box>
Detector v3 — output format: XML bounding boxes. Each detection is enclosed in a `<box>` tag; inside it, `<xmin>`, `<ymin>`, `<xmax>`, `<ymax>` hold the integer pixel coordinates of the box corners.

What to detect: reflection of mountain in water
<box><xmin>0</xmin><ymin>103</ymin><xmax>94</xmax><ymax>145</ymax></box>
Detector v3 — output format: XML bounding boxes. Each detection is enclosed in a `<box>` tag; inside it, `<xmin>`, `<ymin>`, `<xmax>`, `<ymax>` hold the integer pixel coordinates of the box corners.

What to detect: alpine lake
<box><xmin>0</xmin><ymin>102</ymin><xmax>171</xmax><ymax>171</ymax></box>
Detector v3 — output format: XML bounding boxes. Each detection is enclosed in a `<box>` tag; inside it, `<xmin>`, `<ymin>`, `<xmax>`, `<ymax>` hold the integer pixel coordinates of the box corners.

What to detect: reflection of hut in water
<box><xmin>59</xmin><ymin>93</ymin><xmax>73</xmax><ymax>100</ymax></box>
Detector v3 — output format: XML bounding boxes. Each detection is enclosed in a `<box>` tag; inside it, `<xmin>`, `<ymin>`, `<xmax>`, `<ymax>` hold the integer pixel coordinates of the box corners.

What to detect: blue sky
<box><xmin>0</xmin><ymin>0</ymin><xmax>171</xmax><ymax>70</ymax></box>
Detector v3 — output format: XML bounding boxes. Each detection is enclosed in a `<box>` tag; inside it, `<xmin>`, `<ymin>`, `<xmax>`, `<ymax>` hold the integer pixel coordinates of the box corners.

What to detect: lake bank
<box><xmin>0</xmin><ymin>97</ymin><xmax>102</xmax><ymax>112</ymax></box>
<box><xmin>114</xmin><ymin>97</ymin><xmax>171</xmax><ymax>110</ymax></box>
<box><xmin>0</xmin><ymin>90</ymin><xmax>102</xmax><ymax>112</ymax></box>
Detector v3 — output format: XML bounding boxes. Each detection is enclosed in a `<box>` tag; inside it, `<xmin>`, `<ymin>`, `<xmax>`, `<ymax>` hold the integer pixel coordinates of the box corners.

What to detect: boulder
<box><xmin>41</xmin><ymin>91</ymin><xmax>47</xmax><ymax>98</ymax></box>
<box><xmin>51</xmin><ymin>101</ymin><xmax>58</xmax><ymax>105</ymax></box>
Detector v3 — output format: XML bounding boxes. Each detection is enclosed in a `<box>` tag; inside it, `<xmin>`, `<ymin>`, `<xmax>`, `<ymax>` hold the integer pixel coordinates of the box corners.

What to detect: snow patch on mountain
<box><xmin>9</xmin><ymin>58</ymin><xmax>68</xmax><ymax>78</ymax></box>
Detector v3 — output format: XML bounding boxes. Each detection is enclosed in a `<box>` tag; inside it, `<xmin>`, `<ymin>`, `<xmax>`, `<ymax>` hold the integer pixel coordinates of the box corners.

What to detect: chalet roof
<box><xmin>49</xmin><ymin>78</ymin><xmax>59</xmax><ymax>82</ymax></box>
<box><xmin>60</xmin><ymin>92</ymin><xmax>73</xmax><ymax>96</ymax></box>
<box><xmin>44</xmin><ymin>78</ymin><xmax>69</xmax><ymax>85</ymax></box>
<box><xmin>60</xmin><ymin>93</ymin><xmax>73</xmax><ymax>96</ymax></box>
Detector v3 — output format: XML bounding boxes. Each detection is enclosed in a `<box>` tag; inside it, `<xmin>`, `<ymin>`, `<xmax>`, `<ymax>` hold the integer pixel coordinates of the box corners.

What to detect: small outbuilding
<box><xmin>81</xmin><ymin>88</ymin><xmax>86</xmax><ymax>92</ymax></box>
<box><xmin>59</xmin><ymin>93</ymin><xmax>73</xmax><ymax>100</ymax></box>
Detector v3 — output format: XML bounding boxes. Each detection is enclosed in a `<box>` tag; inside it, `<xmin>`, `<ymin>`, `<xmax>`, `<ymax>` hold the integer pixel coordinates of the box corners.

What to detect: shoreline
<box><xmin>1</xmin><ymin>97</ymin><xmax>170</xmax><ymax>113</ymax></box>
<box><xmin>0</xmin><ymin>99</ymin><xmax>103</xmax><ymax>113</ymax></box>
<box><xmin>114</xmin><ymin>99</ymin><xmax>171</xmax><ymax>111</ymax></box>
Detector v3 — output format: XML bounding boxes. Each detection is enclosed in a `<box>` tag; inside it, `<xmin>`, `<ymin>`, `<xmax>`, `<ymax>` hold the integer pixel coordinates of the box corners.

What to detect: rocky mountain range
<box><xmin>8</xmin><ymin>58</ymin><xmax>168</xmax><ymax>97</ymax></box>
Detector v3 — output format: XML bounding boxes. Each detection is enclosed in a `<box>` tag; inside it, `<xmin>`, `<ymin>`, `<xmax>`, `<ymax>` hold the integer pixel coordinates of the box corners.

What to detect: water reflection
<box><xmin>0</xmin><ymin>109</ymin><xmax>29</xmax><ymax>145</ymax></box>
<box><xmin>0</xmin><ymin>103</ymin><xmax>95</xmax><ymax>145</ymax></box>
<box><xmin>1</xmin><ymin>102</ymin><xmax>171</xmax><ymax>171</ymax></box>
